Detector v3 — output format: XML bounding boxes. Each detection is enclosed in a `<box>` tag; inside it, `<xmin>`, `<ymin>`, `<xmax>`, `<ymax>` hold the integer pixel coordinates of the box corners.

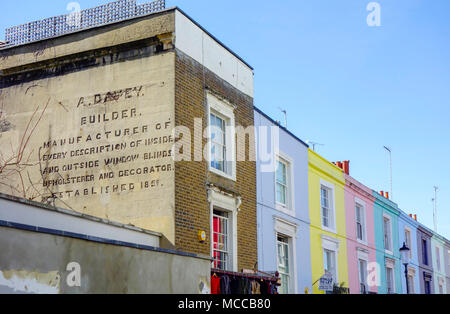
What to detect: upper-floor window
<box><xmin>210</xmin><ymin>113</ymin><xmax>227</xmax><ymax>173</ymax></box>
<box><xmin>207</xmin><ymin>94</ymin><xmax>236</xmax><ymax>181</ymax></box>
<box><xmin>355</xmin><ymin>203</ymin><xmax>366</xmax><ymax>242</ymax></box>
<box><xmin>276</xmin><ymin>159</ymin><xmax>288</xmax><ymax>206</ymax></box>
<box><xmin>383</xmin><ymin>216</ymin><xmax>392</xmax><ymax>253</ymax></box>
<box><xmin>321</xmin><ymin>184</ymin><xmax>335</xmax><ymax>231</ymax></box>
<box><xmin>275</xmin><ymin>155</ymin><xmax>294</xmax><ymax>214</ymax></box>
<box><xmin>436</xmin><ymin>246</ymin><xmax>441</xmax><ymax>271</ymax></box>
<box><xmin>404</xmin><ymin>228</ymin><xmax>412</xmax><ymax>259</ymax></box>
<box><xmin>422</xmin><ymin>239</ymin><xmax>428</xmax><ymax>266</ymax></box>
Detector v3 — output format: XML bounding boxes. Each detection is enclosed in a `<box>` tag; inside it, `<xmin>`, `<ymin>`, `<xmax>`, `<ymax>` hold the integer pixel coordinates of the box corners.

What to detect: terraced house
<box><xmin>254</xmin><ymin>108</ymin><xmax>312</xmax><ymax>294</ymax></box>
<box><xmin>398</xmin><ymin>212</ymin><xmax>420</xmax><ymax>294</ymax></box>
<box><xmin>417</xmin><ymin>225</ymin><xmax>434</xmax><ymax>294</ymax></box>
<box><xmin>373</xmin><ymin>191</ymin><xmax>402</xmax><ymax>294</ymax></box>
<box><xmin>308</xmin><ymin>150</ymin><xmax>349</xmax><ymax>294</ymax></box>
<box><xmin>431</xmin><ymin>233</ymin><xmax>447</xmax><ymax>294</ymax></box>
<box><xmin>340</xmin><ymin>163</ymin><xmax>377</xmax><ymax>294</ymax></box>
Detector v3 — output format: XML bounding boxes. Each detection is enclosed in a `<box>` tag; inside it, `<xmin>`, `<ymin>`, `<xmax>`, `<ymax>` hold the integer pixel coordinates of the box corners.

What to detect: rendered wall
<box><xmin>0</xmin><ymin>226</ymin><xmax>210</xmax><ymax>294</ymax></box>
<box><xmin>308</xmin><ymin>149</ymin><xmax>348</xmax><ymax>294</ymax></box>
<box><xmin>254</xmin><ymin>109</ymin><xmax>312</xmax><ymax>294</ymax></box>
<box><xmin>373</xmin><ymin>193</ymin><xmax>402</xmax><ymax>294</ymax></box>
<box><xmin>397</xmin><ymin>212</ymin><xmax>420</xmax><ymax>294</ymax></box>
<box><xmin>344</xmin><ymin>175</ymin><xmax>377</xmax><ymax>294</ymax></box>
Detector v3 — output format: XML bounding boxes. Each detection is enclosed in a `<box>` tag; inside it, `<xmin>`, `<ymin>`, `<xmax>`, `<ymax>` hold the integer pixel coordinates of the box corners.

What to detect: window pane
<box><xmin>276</xmin><ymin>161</ymin><xmax>287</xmax><ymax>185</ymax></box>
<box><xmin>276</xmin><ymin>183</ymin><xmax>287</xmax><ymax>205</ymax></box>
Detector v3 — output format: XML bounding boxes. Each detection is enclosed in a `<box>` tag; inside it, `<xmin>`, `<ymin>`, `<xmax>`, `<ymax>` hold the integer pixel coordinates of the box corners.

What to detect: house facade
<box><xmin>341</xmin><ymin>165</ymin><xmax>377</xmax><ymax>294</ymax></box>
<box><xmin>308</xmin><ymin>150</ymin><xmax>349</xmax><ymax>294</ymax></box>
<box><xmin>398</xmin><ymin>212</ymin><xmax>420</xmax><ymax>294</ymax></box>
<box><xmin>254</xmin><ymin>108</ymin><xmax>312</xmax><ymax>294</ymax></box>
<box><xmin>417</xmin><ymin>226</ymin><xmax>434</xmax><ymax>294</ymax></box>
<box><xmin>373</xmin><ymin>191</ymin><xmax>402</xmax><ymax>294</ymax></box>
<box><xmin>445</xmin><ymin>239</ymin><xmax>450</xmax><ymax>293</ymax></box>
<box><xmin>0</xmin><ymin>7</ymin><xmax>258</xmax><ymax>273</ymax></box>
<box><xmin>431</xmin><ymin>234</ymin><xmax>447</xmax><ymax>294</ymax></box>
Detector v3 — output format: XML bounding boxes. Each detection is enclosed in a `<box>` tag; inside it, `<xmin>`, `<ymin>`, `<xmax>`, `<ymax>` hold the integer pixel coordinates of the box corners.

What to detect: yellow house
<box><xmin>308</xmin><ymin>149</ymin><xmax>349</xmax><ymax>294</ymax></box>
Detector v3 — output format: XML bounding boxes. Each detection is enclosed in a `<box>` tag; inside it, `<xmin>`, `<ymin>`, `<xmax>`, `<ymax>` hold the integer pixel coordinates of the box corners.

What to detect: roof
<box><xmin>1</xmin><ymin>7</ymin><xmax>253</xmax><ymax>71</ymax></box>
<box><xmin>254</xmin><ymin>106</ymin><xmax>309</xmax><ymax>148</ymax></box>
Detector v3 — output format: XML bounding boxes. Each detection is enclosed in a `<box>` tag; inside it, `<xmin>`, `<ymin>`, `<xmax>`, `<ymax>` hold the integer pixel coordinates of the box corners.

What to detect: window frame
<box><xmin>355</xmin><ymin>198</ymin><xmax>367</xmax><ymax>244</ymax></box>
<box><xmin>404</xmin><ymin>227</ymin><xmax>412</xmax><ymax>259</ymax></box>
<box><xmin>207</xmin><ymin>93</ymin><xmax>236</xmax><ymax>181</ymax></box>
<box><xmin>383</xmin><ymin>214</ymin><xmax>393</xmax><ymax>255</ymax></box>
<box><xmin>321</xmin><ymin>235</ymin><xmax>340</xmax><ymax>284</ymax></box>
<box><xmin>277</xmin><ymin>235</ymin><xmax>291</xmax><ymax>294</ymax></box>
<box><xmin>212</xmin><ymin>210</ymin><xmax>230</xmax><ymax>271</ymax></box>
<box><xmin>436</xmin><ymin>246</ymin><xmax>441</xmax><ymax>271</ymax></box>
<box><xmin>274</xmin><ymin>152</ymin><xmax>295</xmax><ymax>216</ymax></box>
<box><xmin>320</xmin><ymin>179</ymin><xmax>337</xmax><ymax>233</ymax></box>
<box><xmin>385</xmin><ymin>258</ymin><xmax>396</xmax><ymax>294</ymax></box>
<box><xmin>274</xmin><ymin>217</ymin><xmax>298</xmax><ymax>294</ymax></box>
<box><xmin>422</xmin><ymin>239</ymin><xmax>429</xmax><ymax>266</ymax></box>
<box><xmin>208</xmin><ymin>188</ymin><xmax>239</xmax><ymax>272</ymax></box>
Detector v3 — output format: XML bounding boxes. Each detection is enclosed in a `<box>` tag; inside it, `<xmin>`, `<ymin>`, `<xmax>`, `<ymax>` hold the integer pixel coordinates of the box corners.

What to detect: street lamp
<box><xmin>400</xmin><ymin>243</ymin><xmax>410</xmax><ymax>294</ymax></box>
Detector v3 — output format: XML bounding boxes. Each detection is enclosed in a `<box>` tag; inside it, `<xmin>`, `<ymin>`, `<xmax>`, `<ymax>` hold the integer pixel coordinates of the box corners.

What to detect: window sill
<box><xmin>209</xmin><ymin>166</ymin><xmax>236</xmax><ymax>182</ymax></box>
<box><xmin>322</xmin><ymin>226</ymin><xmax>337</xmax><ymax>234</ymax></box>
<box><xmin>357</xmin><ymin>239</ymin><xmax>368</xmax><ymax>246</ymax></box>
<box><xmin>275</xmin><ymin>203</ymin><xmax>295</xmax><ymax>217</ymax></box>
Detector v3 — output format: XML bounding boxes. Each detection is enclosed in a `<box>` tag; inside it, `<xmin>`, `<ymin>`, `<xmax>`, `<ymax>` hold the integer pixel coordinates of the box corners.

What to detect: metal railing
<box><xmin>4</xmin><ymin>0</ymin><xmax>165</xmax><ymax>47</ymax></box>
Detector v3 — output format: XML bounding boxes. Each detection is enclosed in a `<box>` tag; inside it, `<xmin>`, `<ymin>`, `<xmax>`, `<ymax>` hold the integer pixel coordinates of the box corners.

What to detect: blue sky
<box><xmin>1</xmin><ymin>0</ymin><xmax>449</xmax><ymax>239</ymax></box>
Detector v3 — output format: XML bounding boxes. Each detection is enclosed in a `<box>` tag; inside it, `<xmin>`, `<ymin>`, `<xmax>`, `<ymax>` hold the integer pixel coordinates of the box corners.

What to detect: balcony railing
<box><xmin>4</xmin><ymin>0</ymin><xmax>166</xmax><ymax>47</ymax></box>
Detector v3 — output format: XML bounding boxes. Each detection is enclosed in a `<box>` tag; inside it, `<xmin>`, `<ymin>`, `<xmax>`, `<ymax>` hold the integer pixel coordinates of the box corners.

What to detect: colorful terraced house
<box><xmin>340</xmin><ymin>162</ymin><xmax>378</xmax><ymax>294</ymax></box>
<box><xmin>308</xmin><ymin>150</ymin><xmax>349</xmax><ymax>294</ymax></box>
<box><xmin>373</xmin><ymin>191</ymin><xmax>402</xmax><ymax>294</ymax></box>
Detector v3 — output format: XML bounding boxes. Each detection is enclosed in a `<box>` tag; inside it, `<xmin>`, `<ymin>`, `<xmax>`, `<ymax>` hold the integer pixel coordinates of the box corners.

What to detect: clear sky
<box><xmin>1</xmin><ymin>0</ymin><xmax>449</xmax><ymax>239</ymax></box>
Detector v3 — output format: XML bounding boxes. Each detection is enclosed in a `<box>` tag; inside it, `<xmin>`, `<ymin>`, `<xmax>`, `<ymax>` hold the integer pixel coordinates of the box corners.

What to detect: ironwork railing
<box><xmin>4</xmin><ymin>0</ymin><xmax>166</xmax><ymax>47</ymax></box>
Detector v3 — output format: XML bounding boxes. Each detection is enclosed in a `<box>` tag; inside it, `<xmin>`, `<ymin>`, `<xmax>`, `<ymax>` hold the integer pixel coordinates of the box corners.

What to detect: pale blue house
<box><xmin>254</xmin><ymin>107</ymin><xmax>312</xmax><ymax>294</ymax></box>
<box><xmin>373</xmin><ymin>191</ymin><xmax>402</xmax><ymax>294</ymax></box>
<box><xmin>398</xmin><ymin>211</ymin><xmax>420</xmax><ymax>294</ymax></box>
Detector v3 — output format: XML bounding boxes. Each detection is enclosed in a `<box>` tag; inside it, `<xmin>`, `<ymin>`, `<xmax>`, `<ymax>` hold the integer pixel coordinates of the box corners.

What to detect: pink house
<box><xmin>336</xmin><ymin>161</ymin><xmax>378</xmax><ymax>294</ymax></box>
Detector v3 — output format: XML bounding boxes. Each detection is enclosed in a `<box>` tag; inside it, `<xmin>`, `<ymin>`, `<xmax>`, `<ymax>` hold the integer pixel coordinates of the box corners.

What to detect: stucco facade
<box><xmin>308</xmin><ymin>150</ymin><xmax>348</xmax><ymax>294</ymax></box>
<box><xmin>254</xmin><ymin>108</ymin><xmax>312</xmax><ymax>294</ymax></box>
<box><xmin>417</xmin><ymin>226</ymin><xmax>434</xmax><ymax>294</ymax></box>
<box><xmin>398</xmin><ymin>212</ymin><xmax>420</xmax><ymax>294</ymax></box>
<box><xmin>373</xmin><ymin>192</ymin><xmax>402</xmax><ymax>294</ymax></box>
<box><xmin>445</xmin><ymin>240</ymin><xmax>450</xmax><ymax>293</ymax></box>
<box><xmin>343</xmin><ymin>174</ymin><xmax>377</xmax><ymax>294</ymax></box>
<box><xmin>431</xmin><ymin>234</ymin><xmax>447</xmax><ymax>294</ymax></box>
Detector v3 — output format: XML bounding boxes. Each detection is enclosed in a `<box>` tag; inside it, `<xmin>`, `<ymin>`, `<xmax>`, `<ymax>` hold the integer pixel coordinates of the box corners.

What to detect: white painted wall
<box><xmin>0</xmin><ymin>197</ymin><xmax>160</xmax><ymax>248</ymax></box>
<box><xmin>175</xmin><ymin>10</ymin><xmax>254</xmax><ymax>98</ymax></box>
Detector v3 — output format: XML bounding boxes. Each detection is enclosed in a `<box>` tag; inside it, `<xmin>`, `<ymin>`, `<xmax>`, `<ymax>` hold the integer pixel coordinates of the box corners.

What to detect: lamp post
<box><xmin>400</xmin><ymin>242</ymin><xmax>410</xmax><ymax>294</ymax></box>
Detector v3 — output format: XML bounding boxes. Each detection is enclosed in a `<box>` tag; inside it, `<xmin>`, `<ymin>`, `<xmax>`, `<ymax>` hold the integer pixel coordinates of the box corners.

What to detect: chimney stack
<box><xmin>336</xmin><ymin>161</ymin><xmax>343</xmax><ymax>170</ymax></box>
<box><xmin>342</xmin><ymin>161</ymin><xmax>350</xmax><ymax>175</ymax></box>
<box><xmin>385</xmin><ymin>192</ymin><xmax>389</xmax><ymax>199</ymax></box>
<box><xmin>380</xmin><ymin>191</ymin><xmax>384</xmax><ymax>196</ymax></box>
<box><xmin>414</xmin><ymin>214</ymin><xmax>417</xmax><ymax>221</ymax></box>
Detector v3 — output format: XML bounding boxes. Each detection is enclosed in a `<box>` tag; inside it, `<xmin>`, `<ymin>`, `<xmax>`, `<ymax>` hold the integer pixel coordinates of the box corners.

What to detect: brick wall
<box><xmin>174</xmin><ymin>49</ymin><xmax>257</xmax><ymax>271</ymax></box>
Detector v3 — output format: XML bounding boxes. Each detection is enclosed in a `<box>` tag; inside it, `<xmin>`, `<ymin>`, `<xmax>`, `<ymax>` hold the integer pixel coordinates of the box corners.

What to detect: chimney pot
<box><xmin>380</xmin><ymin>191</ymin><xmax>384</xmax><ymax>196</ymax></box>
<box><xmin>414</xmin><ymin>214</ymin><xmax>417</xmax><ymax>221</ymax></box>
<box><xmin>385</xmin><ymin>192</ymin><xmax>389</xmax><ymax>199</ymax></box>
